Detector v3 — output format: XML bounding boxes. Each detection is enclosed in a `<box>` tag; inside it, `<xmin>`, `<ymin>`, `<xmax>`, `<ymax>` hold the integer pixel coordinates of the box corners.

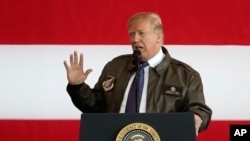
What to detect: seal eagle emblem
<box><xmin>116</xmin><ymin>122</ymin><xmax>161</xmax><ymax>141</ymax></box>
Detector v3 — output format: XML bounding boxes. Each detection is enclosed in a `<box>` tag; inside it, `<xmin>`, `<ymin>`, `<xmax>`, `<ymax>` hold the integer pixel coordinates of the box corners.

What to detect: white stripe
<box><xmin>0</xmin><ymin>45</ymin><xmax>249</xmax><ymax>119</ymax></box>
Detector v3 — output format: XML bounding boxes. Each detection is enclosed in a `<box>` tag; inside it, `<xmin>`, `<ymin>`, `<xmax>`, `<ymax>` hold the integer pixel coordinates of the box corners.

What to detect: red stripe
<box><xmin>0</xmin><ymin>120</ymin><xmax>80</xmax><ymax>141</ymax></box>
<box><xmin>0</xmin><ymin>0</ymin><xmax>250</xmax><ymax>44</ymax></box>
<box><xmin>0</xmin><ymin>120</ymin><xmax>249</xmax><ymax>141</ymax></box>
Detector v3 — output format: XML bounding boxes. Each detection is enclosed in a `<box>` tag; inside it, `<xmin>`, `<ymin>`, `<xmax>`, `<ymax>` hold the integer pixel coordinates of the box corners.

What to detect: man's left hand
<box><xmin>194</xmin><ymin>114</ymin><xmax>202</xmax><ymax>136</ymax></box>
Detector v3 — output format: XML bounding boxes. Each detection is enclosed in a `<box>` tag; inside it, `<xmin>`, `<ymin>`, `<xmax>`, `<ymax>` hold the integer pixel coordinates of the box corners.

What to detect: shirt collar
<box><xmin>148</xmin><ymin>48</ymin><xmax>165</xmax><ymax>68</ymax></box>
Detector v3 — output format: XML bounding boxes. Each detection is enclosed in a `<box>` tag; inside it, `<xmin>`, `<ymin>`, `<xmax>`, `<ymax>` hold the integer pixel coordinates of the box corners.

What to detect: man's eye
<box><xmin>139</xmin><ymin>32</ymin><xmax>145</xmax><ymax>35</ymax></box>
<box><xmin>129</xmin><ymin>33</ymin><xmax>135</xmax><ymax>37</ymax></box>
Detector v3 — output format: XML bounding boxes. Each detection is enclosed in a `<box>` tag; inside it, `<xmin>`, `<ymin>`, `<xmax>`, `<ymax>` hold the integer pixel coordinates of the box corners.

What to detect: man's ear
<box><xmin>156</xmin><ymin>32</ymin><xmax>164</xmax><ymax>43</ymax></box>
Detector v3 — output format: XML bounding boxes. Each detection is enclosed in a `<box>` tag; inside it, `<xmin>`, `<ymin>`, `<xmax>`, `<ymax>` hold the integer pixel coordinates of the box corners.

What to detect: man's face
<box><xmin>128</xmin><ymin>19</ymin><xmax>162</xmax><ymax>61</ymax></box>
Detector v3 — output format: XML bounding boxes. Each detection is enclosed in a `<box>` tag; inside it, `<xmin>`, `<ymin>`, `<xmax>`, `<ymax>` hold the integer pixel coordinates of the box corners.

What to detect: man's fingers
<box><xmin>79</xmin><ymin>53</ymin><xmax>83</xmax><ymax>66</ymax></box>
<box><xmin>85</xmin><ymin>69</ymin><xmax>93</xmax><ymax>77</ymax></box>
<box><xmin>63</xmin><ymin>61</ymin><xmax>69</xmax><ymax>71</ymax></box>
<box><xmin>194</xmin><ymin>114</ymin><xmax>202</xmax><ymax>136</ymax></box>
<box><xmin>70</xmin><ymin>53</ymin><xmax>73</xmax><ymax>65</ymax></box>
<box><xmin>73</xmin><ymin>51</ymin><xmax>78</xmax><ymax>64</ymax></box>
<box><xmin>67</xmin><ymin>51</ymin><xmax>84</xmax><ymax>68</ymax></box>
<box><xmin>196</xmin><ymin>127</ymin><xmax>199</xmax><ymax>136</ymax></box>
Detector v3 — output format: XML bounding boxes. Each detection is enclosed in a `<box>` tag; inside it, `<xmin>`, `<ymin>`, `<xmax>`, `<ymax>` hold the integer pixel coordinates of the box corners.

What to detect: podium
<box><xmin>79</xmin><ymin>113</ymin><xmax>196</xmax><ymax>141</ymax></box>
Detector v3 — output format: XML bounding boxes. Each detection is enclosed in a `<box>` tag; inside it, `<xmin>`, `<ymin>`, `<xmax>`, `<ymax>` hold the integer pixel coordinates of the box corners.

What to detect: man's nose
<box><xmin>132</xmin><ymin>33</ymin><xmax>140</xmax><ymax>43</ymax></box>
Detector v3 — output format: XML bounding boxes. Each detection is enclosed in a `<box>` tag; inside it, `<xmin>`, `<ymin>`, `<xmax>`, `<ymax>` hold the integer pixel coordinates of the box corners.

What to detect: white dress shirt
<box><xmin>119</xmin><ymin>49</ymin><xmax>165</xmax><ymax>113</ymax></box>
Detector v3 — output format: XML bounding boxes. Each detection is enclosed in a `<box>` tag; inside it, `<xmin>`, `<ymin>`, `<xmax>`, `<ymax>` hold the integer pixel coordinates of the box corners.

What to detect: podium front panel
<box><xmin>79</xmin><ymin>113</ymin><xmax>196</xmax><ymax>141</ymax></box>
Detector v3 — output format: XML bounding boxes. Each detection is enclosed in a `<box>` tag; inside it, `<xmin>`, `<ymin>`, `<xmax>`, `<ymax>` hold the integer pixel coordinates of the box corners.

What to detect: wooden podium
<box><xmin>79</xmin><ymin>113</ymin><xmax>196</xmax><ymax>141</ymax></box>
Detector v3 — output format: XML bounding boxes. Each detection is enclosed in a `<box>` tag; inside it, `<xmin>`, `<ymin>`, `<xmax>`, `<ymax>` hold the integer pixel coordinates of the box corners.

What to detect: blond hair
<box><xmin>128</xmin><ymin>12</ymin><xmax>164</xmax><ymax>43</ymax></box>
<box><xmin>128</xmin><ymin>12</ymin><xmax>163</xmax><ymax>33</ymax></box>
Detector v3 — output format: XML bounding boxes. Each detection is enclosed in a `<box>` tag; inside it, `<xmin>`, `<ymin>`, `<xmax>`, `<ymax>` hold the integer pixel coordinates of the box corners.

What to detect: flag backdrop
<box><xmin>1</xmin><ymin>0</ymin><xmax>250</xmax><ymax>141</ymax></box>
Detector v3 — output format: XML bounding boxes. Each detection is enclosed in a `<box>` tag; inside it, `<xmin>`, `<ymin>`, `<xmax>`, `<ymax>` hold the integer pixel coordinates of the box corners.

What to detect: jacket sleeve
<box><xmin>184</xmin><ymin>72</ymin><xmax>212</xmax><ymax>132</ymax></box>
<box><xmin>66</xmin><ymin>82</ymin><xmax>107</xmax><ymax>113</ymax></box>
<box><xmin>65</xmin><ymin>60</ymin><xmax>117</xmax><ymax>113</ymax></box>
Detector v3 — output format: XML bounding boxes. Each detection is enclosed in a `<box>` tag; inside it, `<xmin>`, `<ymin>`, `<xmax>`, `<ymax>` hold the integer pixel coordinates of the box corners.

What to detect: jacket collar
<box><xmin>127</xmin><ymin>46</ymin><xmax>171</xmax><ymax>75</ymax></box>
<box><xmin>153</xmin><ymin>47</ymin><xmax>171</xmax><ymax>76</ymax></box>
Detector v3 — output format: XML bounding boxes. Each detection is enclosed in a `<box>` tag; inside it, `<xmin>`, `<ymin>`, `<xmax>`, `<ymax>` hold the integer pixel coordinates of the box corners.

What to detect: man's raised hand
<box><xmin>63</xmin><ymin>51</ymin><xmax>92</xmax><ymax>85</ymax></box>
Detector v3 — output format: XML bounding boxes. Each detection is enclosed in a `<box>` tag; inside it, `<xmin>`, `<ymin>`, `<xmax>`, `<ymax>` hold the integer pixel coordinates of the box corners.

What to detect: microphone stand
<box><xmin>132</xmin><ymin>50</ymin><xmax>142</xmax><ymax>113</ymax></box>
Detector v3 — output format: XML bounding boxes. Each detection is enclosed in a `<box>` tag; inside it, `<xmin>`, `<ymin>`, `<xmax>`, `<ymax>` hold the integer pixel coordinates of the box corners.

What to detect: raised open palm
<box><xmin>64</xmin><ymin>51</ymin><xmax>92</xmax><ymax>85</ymax></box>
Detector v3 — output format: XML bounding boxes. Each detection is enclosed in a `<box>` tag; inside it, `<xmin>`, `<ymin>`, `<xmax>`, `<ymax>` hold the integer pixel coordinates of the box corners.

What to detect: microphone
<box><xmin>132</xmin><ymin>49</ymin><xmax>142</xmax><ymax>113</ymax></box>
<box><xmin>132</xmin><ymin>49</ymin><xmax>142</xmax><ymax>68</ymax></box>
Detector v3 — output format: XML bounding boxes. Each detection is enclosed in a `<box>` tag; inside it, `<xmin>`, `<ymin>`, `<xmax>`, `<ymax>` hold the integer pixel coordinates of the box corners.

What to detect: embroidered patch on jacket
<box><xmin>162</xmin><ymin>85</ymin><xmax>183</xmax><ymax>96</ymax></box>
<box><xmin>102</xmin><ymin>75</ymin><xmax>115</xmax><ymax>92</ymax></box>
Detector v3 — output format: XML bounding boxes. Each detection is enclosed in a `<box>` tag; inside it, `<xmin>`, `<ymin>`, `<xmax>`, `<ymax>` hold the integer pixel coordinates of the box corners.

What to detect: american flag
<box><xmin>1</xmin><ymin>0</ymin><xmax>250</xmax><ymax>141</ymax></box>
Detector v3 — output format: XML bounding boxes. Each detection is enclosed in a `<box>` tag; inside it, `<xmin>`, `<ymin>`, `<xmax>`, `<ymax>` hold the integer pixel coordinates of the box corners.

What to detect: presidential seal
<box><xmin>116</xmin><ymin>122</ymin><xmax>161</xmax><ymax>141</ymax></box>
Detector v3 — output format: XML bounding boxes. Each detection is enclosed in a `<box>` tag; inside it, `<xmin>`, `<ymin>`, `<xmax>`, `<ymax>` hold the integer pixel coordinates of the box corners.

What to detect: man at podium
<box><xmin>64</xmin><ymin>12</ymin><xmax>212</xmax><ymax>136</ymax></box>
